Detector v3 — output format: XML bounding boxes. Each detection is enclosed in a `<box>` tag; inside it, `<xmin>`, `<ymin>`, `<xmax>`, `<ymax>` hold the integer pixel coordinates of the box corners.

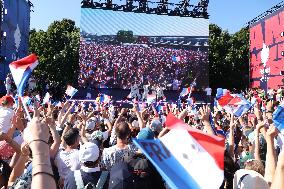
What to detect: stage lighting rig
<box><xmin>155</xmin><ymin>0</ymin><xmax>170</xmax><ymax>15</ymax></box>
<box><xmin>133</xmin><ymin>0</ymin><xmax>150</xmax><ymax>13</ymax></box>
<box><xmin>81</xmin><ymin>0</ymin><xmax>209</xmax><ymax>18</ymax></box>
<box><xmin>192</xmin><ymin>0</ymin><xmax>209</xmax><ymax>19</ymax></box>
<box><xmin>123</xmin><ymin>0</ymin><xmax>135</xmax><ymax>12</ymax></box>
<box><xmin>81</xmin><ymin>0</ymin><xmax>93</xmax><ymax>7</ymax></box>
<box><xmin>176</xmin><ymin>0</ymin><xmax>194</xmax><ymax>17</ymax></box>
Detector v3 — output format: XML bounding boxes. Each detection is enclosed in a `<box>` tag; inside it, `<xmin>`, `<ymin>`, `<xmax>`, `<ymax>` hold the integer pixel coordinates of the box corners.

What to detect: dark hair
<box><xmin>0</xmin><ymin>160</ymin><xmax>12</xmax><ymax>187</ymax></box>
<box><xmin>115</xmin><ymin>121</ymin><xmax>131</xmax><ymax>140</ymax></box>
<box><xmin>223</xmin><ymin>150</ymin><xmax>239</xmax><ymax>189</ymax></box>
<box><xmin>63</xmin><ymin>128</ymin><xmax>79</xmax><ymax>146</ymax></box>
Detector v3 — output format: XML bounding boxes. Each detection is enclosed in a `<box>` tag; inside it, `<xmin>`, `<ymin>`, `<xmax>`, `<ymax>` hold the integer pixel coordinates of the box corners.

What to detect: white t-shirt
<box><xmin>205</xmin><ymin>88</ymin><xmax>212</xmax><ymax>96</ymax></box>
<box><xmin>0</xmin><ymin>106</ymin><xmax>14</xmax><ymax>133</ymax></box>
<box><xmin>54</xmin><ymin>148</ymin><xmax>80</xmax><ymax>179</ymax></box>
<box><xmin>172</xmin><ymin>79</ymin><xmax>179</xmax><ymax>90</ymax></box>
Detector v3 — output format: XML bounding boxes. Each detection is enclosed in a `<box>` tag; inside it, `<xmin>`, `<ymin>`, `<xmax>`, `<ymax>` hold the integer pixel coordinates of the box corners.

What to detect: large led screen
<box><xmin>80</xmin><ymin>8</ymin><xmax>209</xmax><ymax>89</ymax></box>
<box><xmin>250</xmin><ymin>7</ymin><xmax>284</xmax><ymax>89</ymax></box>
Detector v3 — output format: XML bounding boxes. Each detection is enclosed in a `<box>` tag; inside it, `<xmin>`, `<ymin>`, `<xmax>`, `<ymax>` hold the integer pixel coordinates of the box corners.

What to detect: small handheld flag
<box><xmin>65</xmin><ymin>85</ymin><xmax>78</xmax><ymax>98</ymax></box>
<box><xmin>9</xmin><ymin>54</ymin><xmax>39</xmax><ymax>96</ymax></box>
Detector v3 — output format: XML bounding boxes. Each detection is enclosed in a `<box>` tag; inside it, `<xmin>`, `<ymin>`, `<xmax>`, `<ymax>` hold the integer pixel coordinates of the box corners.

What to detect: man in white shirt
<box><xmin>172</xmin><ymin>78</ymin><xmax>180</xmax><ymax>90</ymax></box>
<box><xmin>204</xmin><ymin>86</ymin><xmax>212</xmax><ymax>103</ymax></box>
<box><xmin>54</xmin><ymin>128</ymin><xmax>81</xmax><ymax>185</ymax></box>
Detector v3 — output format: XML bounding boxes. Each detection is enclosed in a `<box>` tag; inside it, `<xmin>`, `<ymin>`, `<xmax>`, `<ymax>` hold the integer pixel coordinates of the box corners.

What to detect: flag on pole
<box><xmin>65</xmin><ymin>85</ymin><xmax>78</xmax><ymax>97</ymax></box>
<box><xmin>133</xmin><ymin>113</ymin><xmax>224</xmax><ymax>189</ymax></box>
<box><xmin>9</xmin><ymin>54</ymin><xmax>39</xmax><ymax>96</ymax></box>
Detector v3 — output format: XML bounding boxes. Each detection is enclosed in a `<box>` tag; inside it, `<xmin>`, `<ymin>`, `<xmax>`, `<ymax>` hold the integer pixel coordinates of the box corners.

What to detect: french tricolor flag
<box><xmin>9</xmin><ymin>54</ymin><xmax>39</xmax><ymax>96</ymax></box>
<box><xmin>100</xmin><ymin>94</ymin><xmax>111</xmax><ymax>104</ymax></box>
<box><xmin>133</xmin><ymin>113</ymin><xmax>224</xmax><ymax>189</ymax></box>
<box><xmin>180</xmin><ymin>87</ymin><xmax>191</xmax><ymax>97</ymax></box>
<box><xmin>65</xmin><ymin>85</ymin><xmax>78</xmax><ymax>97</ymax></box>
<box><xmin>146</xmin><ymin>94</ymin><xmax>156</xmax><ymax>103</ymax></box>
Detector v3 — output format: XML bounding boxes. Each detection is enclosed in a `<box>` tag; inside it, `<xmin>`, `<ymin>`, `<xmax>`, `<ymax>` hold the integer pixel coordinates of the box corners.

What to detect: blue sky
<box><xmin>30</xmin><ymin>0</ymin><xmax>283</xmax><ymax>34</ymax></box>
<box><xmin>209</xmin><ymin>0</ymin><xmax>283</xmax><ymax>33</ymax></box>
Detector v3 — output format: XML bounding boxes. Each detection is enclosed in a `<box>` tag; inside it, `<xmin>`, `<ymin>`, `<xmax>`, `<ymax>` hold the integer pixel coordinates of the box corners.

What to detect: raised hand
<box><xmin>199</xmin><ymin>105</ymin><xmax>211</xmax><ymax>122</ymax></box>
<box><xmin>266</xmin><ymin>124</ymin><xmax>279</xmax><ymax>139</ymax></box>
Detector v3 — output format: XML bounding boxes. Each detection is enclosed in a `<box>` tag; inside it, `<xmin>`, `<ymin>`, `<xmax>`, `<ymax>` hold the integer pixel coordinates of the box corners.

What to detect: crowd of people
<box><xmin>79</xmin><ymin>41</ymin><xmax>208</xmax><ymax>89</ymax></box>
<box><xmin>0</xmin><ymin>86</ymin><xmax>283</xmax><ymax>189</ymax></box>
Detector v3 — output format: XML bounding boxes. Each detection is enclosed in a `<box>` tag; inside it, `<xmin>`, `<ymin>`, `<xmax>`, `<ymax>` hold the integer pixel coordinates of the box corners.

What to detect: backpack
<box><xmin>108</xmin><ymin>154</ymin><xmax>162</xmax><ymax>189</ymax></box>
<box><xmin>74</xmin><ymin>170</ymin><xmax>108</xmax><ymax>189</ymax></box>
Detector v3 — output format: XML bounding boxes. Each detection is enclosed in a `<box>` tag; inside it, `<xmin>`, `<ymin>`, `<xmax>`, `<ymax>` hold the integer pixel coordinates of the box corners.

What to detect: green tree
<box><xmin>209</xmin><ymin>24</ymin><xmax>249</xmax><ymax>91</ymax></box>
<box><xmin>116</xmin><ymin>30</ymin><xmax>135</xmax><ymax>43</ymax></box>
<box><xmin>29</xmin><ymin>19</ymin><xmax>80</xmax><ymax>99</ymax></box>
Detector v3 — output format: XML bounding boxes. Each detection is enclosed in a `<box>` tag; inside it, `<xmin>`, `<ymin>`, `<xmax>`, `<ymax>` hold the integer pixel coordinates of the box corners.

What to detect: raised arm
<box><xmin>59</xmin><ymin>102</ymin><xmax>75</xmax><ymax>128</ymax></box>
<box><xmin>271</xmin><ymin>146</ymin><xmax>284</xmax><ymax>189</ymax></box>
<box><xmin>102</xmin><ymin>109</ymin><xmax>114</xmax><ymax>135</ymax></box>
<box><xmin>254</xmin><ymin>121</ymin><xmax>266</xmax><ymax>162</ymax></box>
<box><xmin>8</xmin><ymin>143</ymin><xmax>30</xmax><ymax>186</ymax></box>
<box><xmin>23</xmin><ymin>116</ymin><xmax>56</xmax><ymax>189</ymax></box>
<box><xmin>132</xmin><ymin>104</ymin><xmax>145</xmax><ymax>130</ymax></box>
<box><xmin>228</xmin><ymin>114</ymin><xmax>236</xmax><ymax>158</ymax></box>
<box><xmin>199</xmin><ymin>105</ymin><xmax>215</xmax><ymax>136</ymax></box>
<box><xmin>264</xmin><ymin>125</ymin><xmax>278</xmax><ymax>185</ymax></box>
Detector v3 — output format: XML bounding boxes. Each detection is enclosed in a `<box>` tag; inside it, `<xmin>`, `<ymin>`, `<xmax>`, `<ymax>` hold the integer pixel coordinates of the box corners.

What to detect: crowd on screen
<box><xmin>79</xmin><ymin>41</ymin><xmax>208</xmax><ymax>89</ymax></box>
<box><xmin>0</xmin><ymin>85</ymin><xmax>284</xmax><ymax>189</ymax></box>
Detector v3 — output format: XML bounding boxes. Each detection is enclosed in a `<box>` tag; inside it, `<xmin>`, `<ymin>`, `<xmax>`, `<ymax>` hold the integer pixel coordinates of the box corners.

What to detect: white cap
<box><xmin>79</xmin><ymin>142</ymin><xmax>100</xmax><ymax>163</ymax></box>
<box><xmin>233</xmin><ymin>169</ymin><xmax>269</xmax><ymax>189</ymax></box>
<box><xmin>86</xmin><ymin>118</ymin><xmax>98</xmax><ymax>130</ymax></box>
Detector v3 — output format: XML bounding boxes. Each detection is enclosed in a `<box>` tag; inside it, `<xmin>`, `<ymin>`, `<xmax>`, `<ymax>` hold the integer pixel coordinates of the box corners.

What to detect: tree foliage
<box><xmin>116</xmin><ymin>30</ymin><xmax>135</xmax><ymax>43</ymax></box>
<box><xmin>209</xmin><ymin>24</ymin><xmax>249</xmax><ymax>91</ymax></box>
<box><xmin>29</xmin><ymin>19</ymin><xmax>80</xmax><ymax>99</ymax></box>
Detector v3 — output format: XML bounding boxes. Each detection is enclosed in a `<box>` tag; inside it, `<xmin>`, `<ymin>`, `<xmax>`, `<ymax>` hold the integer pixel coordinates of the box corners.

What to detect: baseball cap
<box><xmin>233</xmin><ymin>169</ymin><xmax>269</xmax><ymax>189</ymax></box>
<box><xmin>0</xmin><ymin>95</ymin><xmax>14</xmax><ymax>106</ymax></box>
<box><xmin>79</xmin><ymin>142</ymin><xmax>100</xmax><ymax>163</ymax></box>
<box><xmin>137</xmin><ymin>127</ymin><xmax>154</xmax><ymax>140</ymax></box>
<box><xmin>86</xmin><ymin>117</ymin><xmax>98</xmax><ymax>130</ymax></box>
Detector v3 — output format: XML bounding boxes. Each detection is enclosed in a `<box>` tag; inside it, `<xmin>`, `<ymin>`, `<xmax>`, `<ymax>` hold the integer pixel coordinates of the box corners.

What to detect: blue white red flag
<box><xmin>180</xmin><ymin>87</ymin><xmax>191</xmax><ymax>97</ymax></box>
<box><xmin>172</xmin><ymin>55</ymin><xmax>181</xmax><ymax>62</ymax></box>
<box><xmin>65</xmin><ymin>85</ymin><xmax>78</xmax><ymax>97</ymax></box>
<box><xmin>147</xmin><ymin>94</ymin><xmax>156</xmax><ymax>104</ymax></box>
<box><xmin>217</xmin><ymin>91</ymin><xmax>252</xmax><ymax>117</ymax></box>
<box><xmin>133</xmin><ymin>113</ymin><xmax>224</xmax><ymax>189</ymax></box>
<box><xmin>9</xmin><ymin>54</ymin><xmax>39</xmax><ymax>96</ymax></box>
<box><xmin>100</xmin><ymin>94</ymin><xmax>111</xmax><ymax>104</ymax></box>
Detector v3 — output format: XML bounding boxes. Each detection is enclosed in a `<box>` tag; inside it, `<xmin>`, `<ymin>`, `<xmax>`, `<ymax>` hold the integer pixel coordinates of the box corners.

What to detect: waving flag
<box><xmin>65</xmin><ymin>85</ymin><xmax>78</xmax><ymax>97</ymax></box>
<box><xmin>100</xmin><ymin>94</ymin><xmax>111</xmax><ymax>104</ymax></box>
<box><xmin>54</xmin><ymin>101</ymin><xmax>63</xmax><ymax>107</ymax></box>
<box><xmin>180</xmin><ymin>87</ymin><xmax>191</xmax><ymax>97</ymax></box>
<box><xmin>273</xmin><ymin>105</ymin><xmax>284</xmax><ymax>133</ymax></box>
<box><xmin>146</xmin><ymin>94</ymin><xmax>156</xmax><ymax>104</ymax></box>
<box><xmin>35</xmin><ymin>94</ymin><xmax>41</xmax><ymax>102</ymax></box>
<box><xmin>9</xmin><ymin>54</ymin><xmax>39</xmax><ymax>96</ymax></box>
<box><xmin>133</xmin><ymin>113</ymin><xmax>224</xmax><ymax>189</ymax></box>
<box><xmin>23</xmin><ymin>96</ymin><xmax>32</xmax><ymax>106</ymax></box>
<box><xmin>217</xmin><ymin>89</ymin><xmax>252</xmax><ymax>117</ymax></box>
<box><xmin>43</xmin><ymin>92</ymin><xmax>51</xmax><ymax>104</ymax></box>
<box><xmin>172</xmin><ymin>55</ymin><xmax>181</xmax><ymax>62</ymax></box>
